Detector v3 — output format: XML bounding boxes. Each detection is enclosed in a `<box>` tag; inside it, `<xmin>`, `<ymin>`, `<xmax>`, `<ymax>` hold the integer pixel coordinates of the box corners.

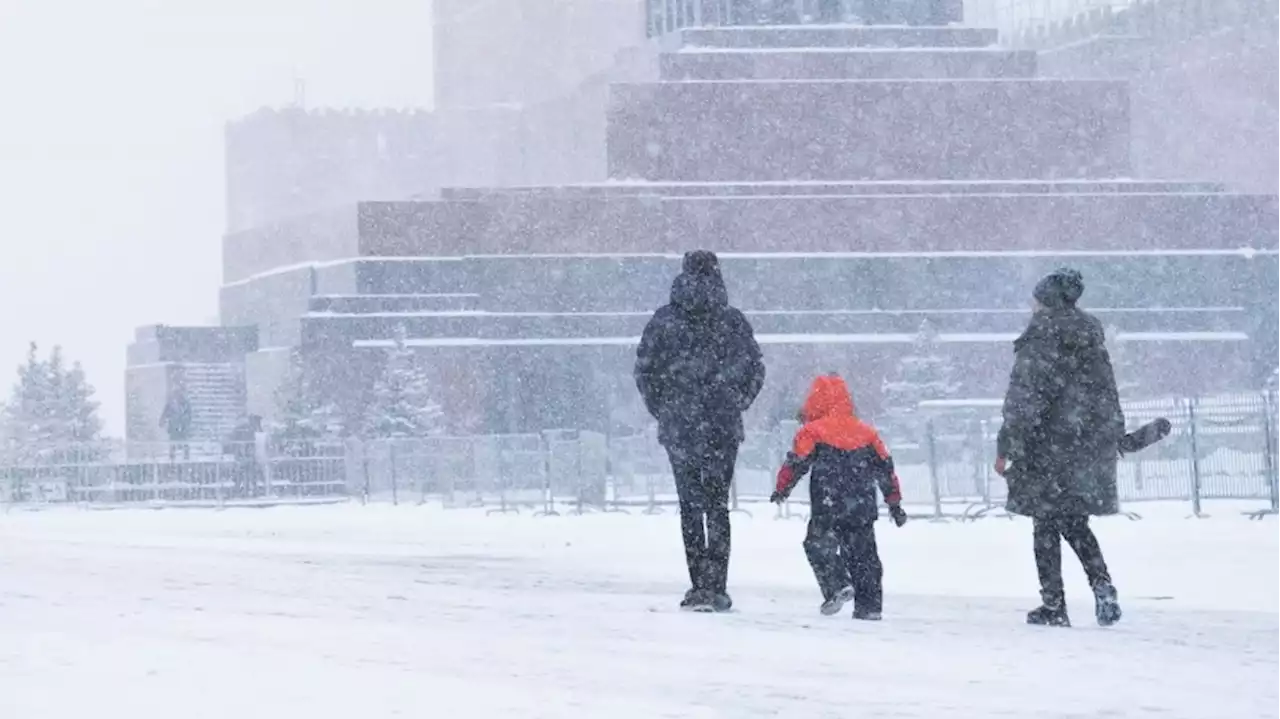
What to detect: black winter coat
<box><xmin>998</xmin><ymin>306</ymin><xmax>1125</xmax><ymax>518</ymax></box>
<box><xmin>160</xmin><ymin>394</ymin><xmax>193</xmax><ymax>441</ymax></box>
<box><xmin>634</xmin><ymin>270</ymin><xmax>765</xmax><ymax>451</ymax></box>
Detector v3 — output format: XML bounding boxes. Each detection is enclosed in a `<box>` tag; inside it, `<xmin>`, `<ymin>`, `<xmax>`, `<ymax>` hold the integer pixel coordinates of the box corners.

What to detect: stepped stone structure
<box><xmin>125</xmin><ymin>326</ymin><xmax>256</xmax><ymax>443</ymax></box>
<box><xmin>126</xmin><ymin>4</ymin><xmax>1279</xmax><ymax>440</ymax></box>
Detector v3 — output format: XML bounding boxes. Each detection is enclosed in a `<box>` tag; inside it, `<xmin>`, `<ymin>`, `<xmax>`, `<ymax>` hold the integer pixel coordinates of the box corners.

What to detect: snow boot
<box><xmin>852</xmin><ymin>608</ymin><xmax>882</xmax><ymax>621</ymax></box>
<box><xmin>711</xmin><ymin>592</ymin><xmax>733</xmax><ymax>613</ymax></box>
<box><xmin>820</xmin><ymin>586</ymin><xmax>856</xmax><ymax>616</ymax></box>
<box><xmin>1026</xmin><ymin>604</ymin><xmax>1071</xmax><ymax>627</ymax></box>
<box><xmin>680</xmin><ymin>589</ymin><xmax>714</xmax><ymax>612</ymax></box>
<box><xmin>1094</xmin><ymin>584</ymin><xmax>1122</xmax><ymax>627</ymax></box>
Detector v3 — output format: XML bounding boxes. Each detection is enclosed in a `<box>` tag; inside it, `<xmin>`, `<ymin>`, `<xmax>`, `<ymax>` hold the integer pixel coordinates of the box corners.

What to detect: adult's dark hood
<box><xmin>670</xmin><ymin>250</ymin><xmax>728</xmax><ymax>314</ymax></box>
<box><xmin>1033</xmin><ymin>268</ymin><xmax>1085</xmax><ymax>309</ymax></box>
<box><xmin>1015</xmin><ymin>302</ymin><xmax>1107</xmax><ymax>356</ymax></box>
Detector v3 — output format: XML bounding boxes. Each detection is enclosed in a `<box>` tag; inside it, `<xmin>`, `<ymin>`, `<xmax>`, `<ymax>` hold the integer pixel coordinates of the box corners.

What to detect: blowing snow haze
<box><xmin>0</xmin><ymin>0</ymin><xmax>434</xmax><ymax>435</ymax></box>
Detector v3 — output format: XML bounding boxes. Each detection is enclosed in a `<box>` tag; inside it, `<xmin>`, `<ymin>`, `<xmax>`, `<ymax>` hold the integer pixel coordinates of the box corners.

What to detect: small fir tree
<box><xmin>881</xmin><ymin>320</ymin><xmax>961</xmax><ymax>438</ymax></box>
<box><xmin>273</xmin><ymin>349</ymin><xmax>345</xmax><ymax>444</ymax></box>
<box><xmin>362</xmin><ymin>328</ymin><xmax>443</xmax><ymax>439</ymax></box>
<box><xmin>4</xmin><ymin>342</ymin><xmax>104</xmax><ymax>462</ymax></box>
<box><xmin>1105</xmin><ymin>325</ymin><xmax>1141</xmax><ymax>397</ymax></box>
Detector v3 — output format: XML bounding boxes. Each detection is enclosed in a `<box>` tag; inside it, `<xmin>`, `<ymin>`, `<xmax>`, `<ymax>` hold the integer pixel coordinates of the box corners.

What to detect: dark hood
<box><xmin>670</xmin><ymin>271</ymin><xmax>729</xmax><ymax>315</ymax></box>
<box><xmin>1033</xmin><ymin>268</ymin><xmax>1085</xmax><ymax>309</ymax></box>
<box><xmin>1016</xmin><ymin>305</ymin><xmax>1106</xmax><ymax>354</ymax></box>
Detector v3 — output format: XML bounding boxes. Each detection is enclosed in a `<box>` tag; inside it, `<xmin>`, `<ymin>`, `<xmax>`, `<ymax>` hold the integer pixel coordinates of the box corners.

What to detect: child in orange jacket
<box><xmin>771</xmin><ymin>374</ymin><xmax>907</xmax><ymax>619</ymax></box>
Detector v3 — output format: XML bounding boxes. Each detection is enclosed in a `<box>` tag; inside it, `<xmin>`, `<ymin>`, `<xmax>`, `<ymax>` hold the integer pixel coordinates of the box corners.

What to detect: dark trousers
<box><xmin>804</xmin><ymin>516</ymin><xmax>883</xmax><ymax>613</ymax></box>
<box><xmin>668</xmin><ymin>440</ymin><xmax>739</xmax><ymax>595</ymax></box>
<box><xmin>1033</xmin><ymin>514</ymin><xmax>1112</xmax><ymax>608</ymax></box>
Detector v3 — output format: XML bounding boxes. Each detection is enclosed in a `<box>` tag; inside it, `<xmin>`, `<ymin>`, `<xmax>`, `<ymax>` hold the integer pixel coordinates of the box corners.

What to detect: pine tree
<box><xmin>273</xmin><ymin>349</ymin><xmax>345</xmax><ymax>444</ymax></box>
<box><xmin>5</xmin><ymin>343</ymin><xmax>57</xmax><ymax>456</ymax></box>
<box><xmin>62</xmin><ymin>360</ymin><xmax>103</xmax><ymax>444</ymax></box>
<box><xmin>4</xmin><ymin>343</ymin><xmax>104</xmax><ymax>462</ymax></box>
<box><xmin>881</xmin><ymin>320</ymin><xmax>961</xmax><ymax>438</ymax></box>
<box><xmin>1106</xmin><ymin>325</ymin><xmax>1141</xmax><ymax>397</ymax></box>
<box><xmin>363</xmin><ymin>328</ymin><xmax>443</xmax><ymax>439</ymax></box>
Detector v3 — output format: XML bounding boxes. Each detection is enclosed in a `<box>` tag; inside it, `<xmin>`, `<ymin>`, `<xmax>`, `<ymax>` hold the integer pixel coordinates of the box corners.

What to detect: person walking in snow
<box><xmin>771</xmin><ymin>374</ymin><xmax>907</xmax><ymax>620</ymax></box>
<box><xmin>995</xmin><ymin>268</ymin><xmax>1125</xmax><ymax>628</ymax></box>
<box><xmin>160</xmin><ymin>377</ymin><xmax>193</xmax><ymax>462</ymax></box>
<box><xmin>634</xmin><ymin>250</ymin><xmax>766</xmax><ymax>612</ymax></box>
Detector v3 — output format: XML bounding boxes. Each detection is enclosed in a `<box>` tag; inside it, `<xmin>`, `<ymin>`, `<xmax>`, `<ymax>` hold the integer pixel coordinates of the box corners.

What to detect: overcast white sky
<box><xmin>0</xmin><ymin>0</ymin><xmax>435</xmax><ymax>435</ymax></box>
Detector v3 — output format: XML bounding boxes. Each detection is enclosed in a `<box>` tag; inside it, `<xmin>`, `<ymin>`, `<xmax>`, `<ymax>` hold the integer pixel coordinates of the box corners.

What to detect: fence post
<box><xmin>926</xmin><ymin>419</ymin><xmax>944</xmax><ymax>520</ymax></box>
<box><xmin>1264</xmin><ymin>391</ymin><xmax>1279</xmax><ymax>514</ymax></box>
<box><xmin>1186</xmin><ymin>397</ymin><xmax>1204</xmax><ymax>517</ymax></box>
<box><xmin>389</xmin><ymin>441</ymin><xmax>399</xmax><ymax>507</ymax></box>
<box><xmin>979</xmin><ymin>420</ymin><xmax>992</xmax><ymax>508</ymax></box>
<box><xmin>360</xmin><ymin>441</ymin><xmax>371</xmax><ymax>506</ymax></box>
<box><xmin>729</xmin><ymin>479</ymin><xmax>752</xmax><ymax>517</ymax></box>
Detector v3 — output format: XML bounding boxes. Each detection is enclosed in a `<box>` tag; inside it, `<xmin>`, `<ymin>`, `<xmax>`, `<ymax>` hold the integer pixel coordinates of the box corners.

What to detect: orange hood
<box><xmin>801</xmin><ymin>375</ymin><xmax>856</xmax><ymax>423</ymax></box>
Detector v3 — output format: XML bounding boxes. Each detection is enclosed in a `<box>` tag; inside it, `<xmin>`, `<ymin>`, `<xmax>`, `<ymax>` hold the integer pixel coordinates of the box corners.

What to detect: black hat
<box><xmin>682</xmin><ymin>250</ymin><xmax>721</xmax><ymax>277</ymax></box>
<box><xmin>1034</xmin><ymin>268</ymin><xmax>1085</xmax><ymax>308</ymax></box>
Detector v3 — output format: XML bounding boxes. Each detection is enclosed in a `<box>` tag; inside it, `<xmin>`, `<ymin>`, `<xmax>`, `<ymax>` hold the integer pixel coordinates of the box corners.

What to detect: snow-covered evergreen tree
<box><xmin>62</xmin><ymin>359</ymin><xmax>103</xmax><ymax>444</ymax></box>
<box><xmin>273</xmin><ymin>349</ymin><xmax>345</xmax><ymax>443</ymax></box>
<box><xmin>1105</xmin><ymin>325</ymin><xmax>1140</xmax><ymax>397</ymax></box>
<box><xmin>881</xmin><ymin>320</ymin><xmax>961</xmax><ymax>438</ymax></box>
<box><xmin>4</xmin><ymin>343</ymin><xmax>104</xmax><ymax>461</ymax></box>
<box><xmin>362</xmin><ymin>328</ymin><xmax>443</xmax><ymax>439</ymax></box>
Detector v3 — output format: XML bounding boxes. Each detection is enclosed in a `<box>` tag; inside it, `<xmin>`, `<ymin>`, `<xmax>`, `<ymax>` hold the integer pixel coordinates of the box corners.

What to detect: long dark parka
<box><xmin>634</xmin><ymin>251</ymin><xmax>765</xmax><ymax>453</ymax></box>
<box><xmin>999</xmin><ymin>271</ymin><xmax>1126</xmax><ymax>518</ymax></box>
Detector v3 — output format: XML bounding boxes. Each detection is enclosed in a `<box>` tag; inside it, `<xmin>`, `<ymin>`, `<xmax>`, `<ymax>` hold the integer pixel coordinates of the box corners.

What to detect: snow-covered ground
<box><xmin>0</xmin><ymin>502</ymin><xmax>1275</xmax><ymax>719</ymax></box>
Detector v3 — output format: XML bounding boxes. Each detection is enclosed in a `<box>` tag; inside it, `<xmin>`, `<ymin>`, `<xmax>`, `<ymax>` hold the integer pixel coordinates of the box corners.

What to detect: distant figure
<box><xmin>635</xmin><ymin>250</ymin><xmax>766</xmax><ymax>612</ymax></box>
<box><xmin>159</xmin><ymin>380</ymin><xmax>193</xmax><ymax>461</ymax></box>
<box><xmin>771</xmin><ymin>375</ymin><xmax>907</xmax><ymax>620</ymax></box>
<box><xmin>225</xmin><ymin>415</ymin><xmax>263</xmax><ymax>498</ymax></box>
<box><xmin>995</xmin><ymin>269</ymin><xmax>1125</xmax><ymax>628</ymax></box>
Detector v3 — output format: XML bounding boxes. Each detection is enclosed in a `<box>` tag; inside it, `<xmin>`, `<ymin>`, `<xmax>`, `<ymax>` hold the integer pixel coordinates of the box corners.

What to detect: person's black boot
<box><xmin>711</xmin><ymin>592</ymin><xmax>733</xmax><ymax>613</ymax></box>
<box><xmin>852</xmin><ymin>607</ymin><xmax>883</xmax><ymax>621</ymax></box>
<box><xmin>680</xmin><ymin>589</ymin><xmax>714</xmax><ymax>612</ymax></box>
<box><xmin>1094</xmin><ymin>584</ymin><xmax>1122</xmax><ymax>627</ymax></box>
<box><xmin>1026</xmin><ymin>604</ymin><xmax>1071</xmax><ymax>627</ymax></box>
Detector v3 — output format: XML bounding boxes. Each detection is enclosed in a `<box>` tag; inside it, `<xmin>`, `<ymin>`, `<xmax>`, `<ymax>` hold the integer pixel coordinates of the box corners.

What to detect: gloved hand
<box><xmin>888</xmin><ymin>504</ymin><xmax>908</xmax><ymax>527</ymax></box>
<box><xmin>772</xmin><ymin>464</ymin><xmax>796</xmax><ymax>505</ymax></box>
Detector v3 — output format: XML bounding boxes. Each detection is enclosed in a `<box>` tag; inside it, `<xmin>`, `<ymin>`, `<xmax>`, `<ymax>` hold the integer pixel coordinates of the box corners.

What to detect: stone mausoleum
<box><xmin>125</xmin><ymin>0</ymin><xmax>1279</xmax><ymax>443</ymax></box>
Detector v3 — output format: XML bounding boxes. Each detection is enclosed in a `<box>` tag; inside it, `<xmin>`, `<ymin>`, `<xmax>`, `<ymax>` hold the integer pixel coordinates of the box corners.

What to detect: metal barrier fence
<box><xmin>3</xmin><ymin>393</ymin><xmax>1276</xmax><ymax>518</ymax></box>
<box><xmin>0</xmin><ymin>440</ymin><xmax>347</xmax><ymax>507</ymax></box>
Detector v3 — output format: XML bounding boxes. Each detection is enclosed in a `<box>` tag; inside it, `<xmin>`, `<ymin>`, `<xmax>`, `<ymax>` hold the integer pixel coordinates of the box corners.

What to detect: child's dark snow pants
<box><xmin>803</xmin><ymin>515</ymin><xmax>883</xmax><ymax>614</ymax></box>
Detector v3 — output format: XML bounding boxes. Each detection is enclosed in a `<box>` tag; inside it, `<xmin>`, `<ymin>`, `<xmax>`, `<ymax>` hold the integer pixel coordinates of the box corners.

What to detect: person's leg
<box><xmin>1032</xmin><ymin>516</ymin><xmax>1066</xmax><ymax>608</ymax></box>
<box><xmin>1059</xmin><ymin>514</ymin><xmax>1121</xmax><ymax>626</ymax></box>
<box><xmin>803</xmin><ymin>515</ymin><xmax>848</xmax><ymax>605</ymax></box>
<box><xmin>1058</xmin><ymin>514</ymin><xmax>1112</xmax><ymax>589</ymax></box>
<box><xmin>844</xmin><ymin>521</ymin><xmax>884</xmax><ymax>618</ymax></box>
<box><xmin>668</xmin><ymin>445</ymin><xmax>709</xmax><ymax>597</ymax></box>
<box><xmin>703</xmin><ymin>439</ymin><xmax>738</xmax><ymax>600</ymax></box>
<box><xmin>1029</xmin><ymin>516</ymin><xmax>1071</xmax><ymax>626</ymax></box>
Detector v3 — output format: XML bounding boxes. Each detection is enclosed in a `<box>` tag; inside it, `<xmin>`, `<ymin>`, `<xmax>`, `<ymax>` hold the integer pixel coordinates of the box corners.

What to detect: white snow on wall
<box><xmin>352</xmin><ymin>331</ymin><xmax>1249</xmax><ymax>349</ymax></box>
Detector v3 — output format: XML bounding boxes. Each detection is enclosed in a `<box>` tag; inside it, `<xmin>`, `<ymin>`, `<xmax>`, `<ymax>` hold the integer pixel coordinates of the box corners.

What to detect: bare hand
<box><xmin>994</xmin><ymin>456</ymin><xmax>1007</xmax><ymax>477</ymax></box>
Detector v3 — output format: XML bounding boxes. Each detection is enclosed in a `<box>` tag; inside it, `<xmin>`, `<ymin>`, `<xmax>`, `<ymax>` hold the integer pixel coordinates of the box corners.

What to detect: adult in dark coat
<box><xmin>160</xmin><ymin>383</ymin><xmax>193</xmax><ymax>461</ymax></box>
<box><xmin>995</xmin><ymin>268</ymin><xmax>1125</xmax><ymax>628</ymax></box>
<box><xmin>635</xmin><ymin>250</ymin><xmax>766</xmax><ymax>612</ymax></box>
